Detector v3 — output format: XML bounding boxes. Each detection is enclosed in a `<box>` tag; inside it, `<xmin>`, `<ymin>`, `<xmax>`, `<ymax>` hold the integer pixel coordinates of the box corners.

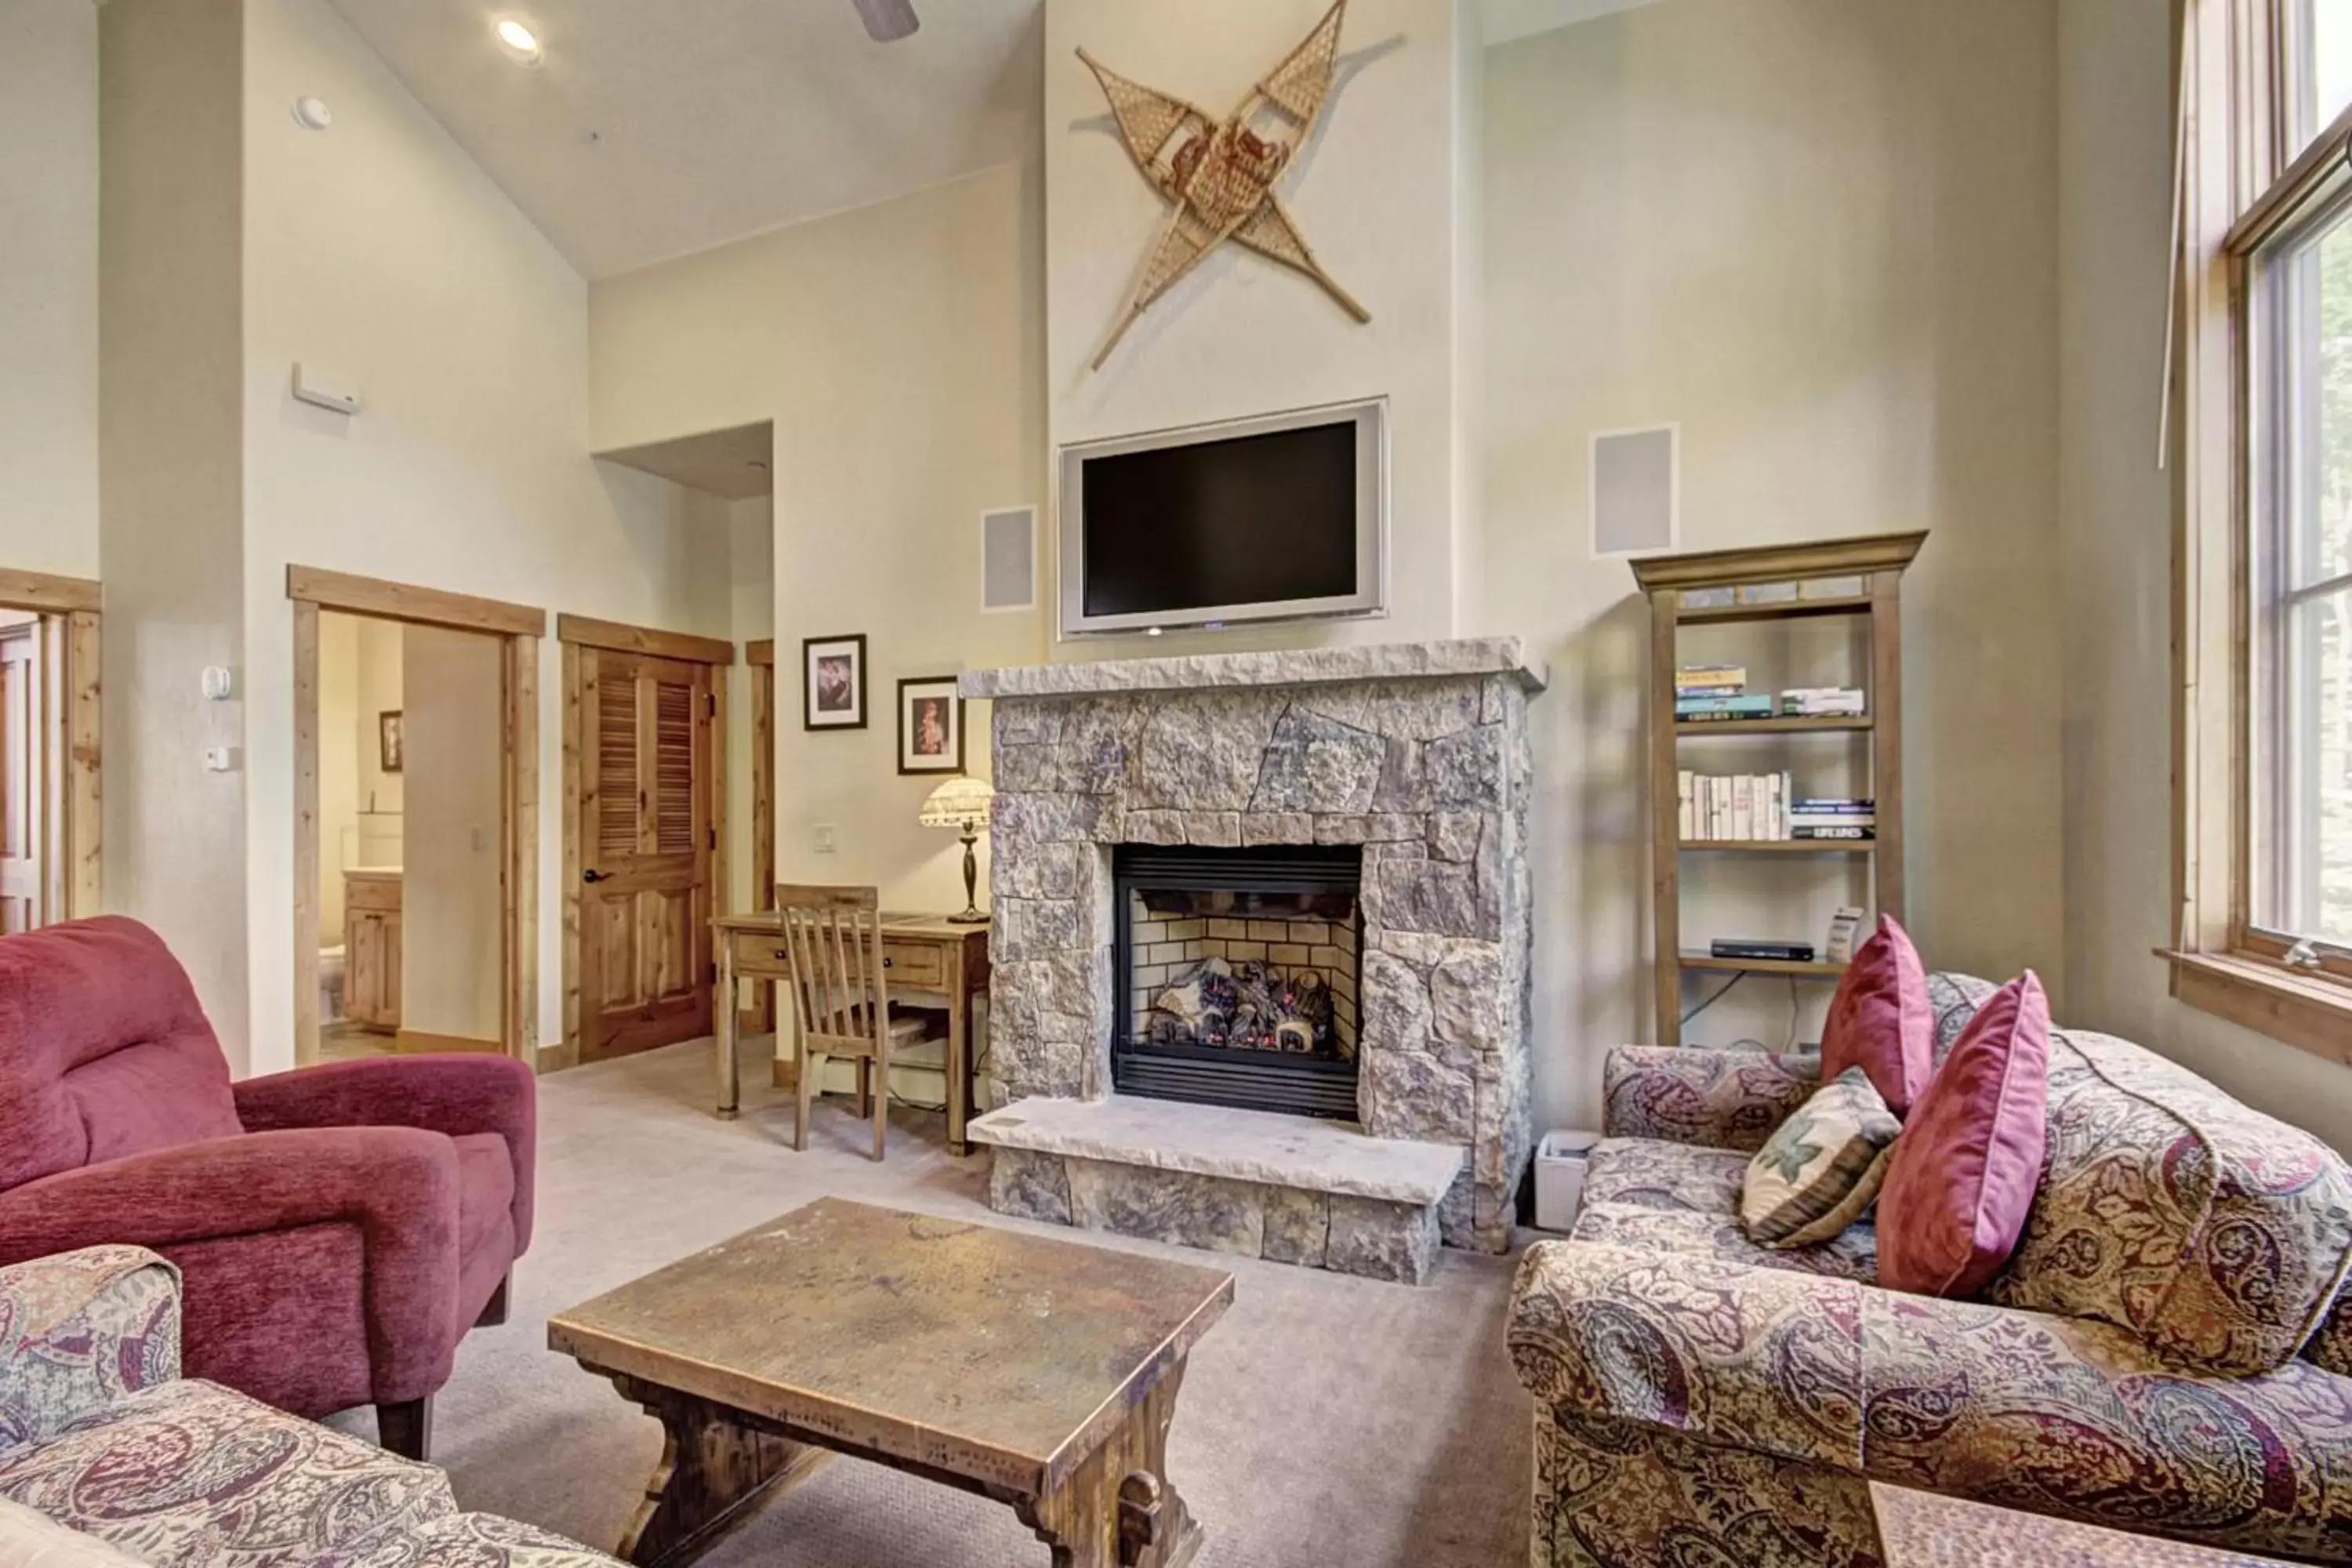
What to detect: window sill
<box><xmin>2159</xmin><ymin>948</ymin><xmax>2352</xmax><ymax>1065</ymax></box>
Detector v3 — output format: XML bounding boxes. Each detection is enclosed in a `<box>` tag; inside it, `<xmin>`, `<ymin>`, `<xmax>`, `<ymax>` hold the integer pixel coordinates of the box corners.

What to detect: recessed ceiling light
<box><xmin>494</xmin><ymin>17</ymin><xmax>542</xmax><ymax>64</ymax></box>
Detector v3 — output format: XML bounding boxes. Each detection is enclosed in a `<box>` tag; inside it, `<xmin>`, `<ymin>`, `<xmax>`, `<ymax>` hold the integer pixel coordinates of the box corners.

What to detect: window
<box><xmin>2248</xmin><ymin>180</ymin><xmax>2352</xmax><ymax>949</ymax></box>
<box><xmin>2174</xmin><ymin>0</ymin><xmax>2352</xmax><ymax>1051</ymax></box>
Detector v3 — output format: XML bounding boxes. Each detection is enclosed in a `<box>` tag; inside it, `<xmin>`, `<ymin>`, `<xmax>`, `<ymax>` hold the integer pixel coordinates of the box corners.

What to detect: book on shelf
<box><xmin>1676</xmin><ymin>662</ymin><xmax>1747</xmax><ymax>688</ymax></box>
<box><xmin>1676</xmin><ymin>695</ymin><xmax>1776</xmax><ymax>721</ymax></box>
<box><xmin>1793</xmin><ymin>825</ymin><xmax>1875</xmax><ymax>840</ymax></box>
<box><xmin>1780</xmin><ymin>687</ymin><xmax>1867</xmax><ymax>717</ymax></box>
<box><xmin>1682</xmin><ymin>771</ymin><xmax>1798</xmax><ymax>841</ymax></box>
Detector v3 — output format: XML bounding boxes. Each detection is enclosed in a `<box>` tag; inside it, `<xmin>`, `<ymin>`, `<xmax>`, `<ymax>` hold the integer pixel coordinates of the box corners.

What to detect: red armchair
<box><xmin>0</xmin><ymin>916</ymin><xmax>534</xmax><ymax>1461</ymax></box>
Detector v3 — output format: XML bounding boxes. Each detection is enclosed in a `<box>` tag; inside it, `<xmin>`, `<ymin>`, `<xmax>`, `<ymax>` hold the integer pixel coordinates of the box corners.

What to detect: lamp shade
<box><xmin>918</xmin><ymin>775</ymin><xmax>995</xmax><ymax>829</ymax></box>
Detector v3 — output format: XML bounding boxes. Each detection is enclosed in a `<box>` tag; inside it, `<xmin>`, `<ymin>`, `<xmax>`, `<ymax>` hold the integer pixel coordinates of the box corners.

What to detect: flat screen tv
<box><xmin>1058</xmin><ymin>399</ymin><xmax>1388</xmax><ymax>637</ymax></box>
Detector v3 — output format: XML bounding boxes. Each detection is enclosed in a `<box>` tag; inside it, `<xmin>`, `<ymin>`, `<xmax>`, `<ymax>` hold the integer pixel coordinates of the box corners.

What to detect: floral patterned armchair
<box><xmin>0</xmin><ymin>1247</ymin><xmax>614</xmax><ymax>1568</ymax></box>
<box><xmin>1509</xmin><ymin>975</ymin><xmax>2352</xmax><ymax>1566</ymax></box>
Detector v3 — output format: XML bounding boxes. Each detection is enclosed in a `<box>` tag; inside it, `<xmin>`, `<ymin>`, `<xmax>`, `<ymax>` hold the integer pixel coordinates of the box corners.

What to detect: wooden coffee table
<box><xmin>547</xmin><ymin>1199</ymin><xmax>1234</xmax><ymax>1568</ymax></box>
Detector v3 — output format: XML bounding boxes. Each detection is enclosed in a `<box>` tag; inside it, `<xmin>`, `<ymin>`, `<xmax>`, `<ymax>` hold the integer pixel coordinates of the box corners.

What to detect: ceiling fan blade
<box><xmin>851</xmin><ymin>0</ymin><xmax>920</xmax><ymax>42</ymax></box>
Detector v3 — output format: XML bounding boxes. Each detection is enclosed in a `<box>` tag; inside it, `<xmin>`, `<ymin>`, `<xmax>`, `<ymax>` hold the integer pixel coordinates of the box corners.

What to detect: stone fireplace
<box><xmin>961</xmin><ymin>638</ymin><xmax>1543</xmax><ymax>1280</ymax></box>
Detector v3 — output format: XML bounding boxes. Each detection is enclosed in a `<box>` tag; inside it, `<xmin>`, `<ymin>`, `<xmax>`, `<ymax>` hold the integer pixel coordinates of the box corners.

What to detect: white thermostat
<box><xmin>201</xmin><ymin>666</ymin><xmax>234</xmax><ymax>701</ymax></box>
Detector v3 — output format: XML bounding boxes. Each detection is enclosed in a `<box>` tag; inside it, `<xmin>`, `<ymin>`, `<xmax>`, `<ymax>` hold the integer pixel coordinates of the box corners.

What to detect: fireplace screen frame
<box><xmin>1109</xmin><ymin>842</ymin><xmax>1363</xmax><ymax>1120</ymax></box>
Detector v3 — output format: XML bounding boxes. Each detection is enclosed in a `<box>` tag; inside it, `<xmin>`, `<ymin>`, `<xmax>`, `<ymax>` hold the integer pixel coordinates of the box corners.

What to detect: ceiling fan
<box><xmin>851</xmin><ymin>0</ymin><xmax>920</xmax><ymax>42</ymax></box>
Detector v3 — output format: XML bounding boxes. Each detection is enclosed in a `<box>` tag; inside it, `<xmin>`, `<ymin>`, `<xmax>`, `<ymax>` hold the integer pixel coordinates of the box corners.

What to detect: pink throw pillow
<box><xmin>1876</xmin><ymin>971</ymin><xmax>2051</xmax><ymax>1298</ymax></box>
<box><xmin>1819</xmin><ymin>915</ymin><xmax>1933</xmax><ymax>1117</ymax></box>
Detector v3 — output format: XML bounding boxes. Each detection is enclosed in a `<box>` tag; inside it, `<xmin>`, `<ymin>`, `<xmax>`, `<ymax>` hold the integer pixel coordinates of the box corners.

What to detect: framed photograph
<box><xmin>897</xmin><ymin>677</ymin><xmax>964</xmax><ymax>775</ymax></box>
<box><xmin>802</xmin><ymin>634</ymin><xmax>868</xmax><ymax>730</ymax></box>
<box><xmin>379</xmin><ymin>710</ymin><xmax>404</xmax><ymax>773</ymax></box>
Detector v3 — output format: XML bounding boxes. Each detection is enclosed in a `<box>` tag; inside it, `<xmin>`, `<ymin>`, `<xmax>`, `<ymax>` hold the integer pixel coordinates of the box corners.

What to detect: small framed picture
<box><xmin>379</xmin><ymin>710</ymin><xmax>404</xmax><ymax>773</ymax></box>
<box><xmin>802</xmin><ymin>634</ymin><xmax>868</xmax><ymax>731</ymax></box>
<box><xmin>897</xmin><ymin>677</ymin><xmax>964</xmax><ymax>775</ymax></box>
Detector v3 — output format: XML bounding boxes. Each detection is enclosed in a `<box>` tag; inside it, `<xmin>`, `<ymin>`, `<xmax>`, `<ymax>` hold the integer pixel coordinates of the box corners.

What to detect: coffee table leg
<box><xmin>1019</xmin><ymin>1364</ymin><xmax>1200</xmax><ymax>1568</ymax></box>
<box><xmin>605</xmin><ymin>1374</ymin><xmax>829</xmax><ymax>1568</ymax></box>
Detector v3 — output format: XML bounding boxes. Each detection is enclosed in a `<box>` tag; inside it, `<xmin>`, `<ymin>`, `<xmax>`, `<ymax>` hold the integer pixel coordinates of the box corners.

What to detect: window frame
<box><xmin>2171</xmin><ymin>0</ymin><xmax>2352</xmax><ymax>1057</ymax></box>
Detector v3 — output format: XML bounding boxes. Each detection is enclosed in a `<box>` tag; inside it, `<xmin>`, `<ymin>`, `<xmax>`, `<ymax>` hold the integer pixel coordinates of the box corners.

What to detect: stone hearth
<box><xmin>961</xmin><ymin>637</ymin><xmax>1544</xmax><ymax>1270</ymax></box>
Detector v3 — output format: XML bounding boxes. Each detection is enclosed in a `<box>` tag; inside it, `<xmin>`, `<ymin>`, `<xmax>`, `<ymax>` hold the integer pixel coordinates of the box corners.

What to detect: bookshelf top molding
<box><xmin>1627</xmin><ymin>529</ymin><xmax>1929</xmax><ymax>593</ymax></box>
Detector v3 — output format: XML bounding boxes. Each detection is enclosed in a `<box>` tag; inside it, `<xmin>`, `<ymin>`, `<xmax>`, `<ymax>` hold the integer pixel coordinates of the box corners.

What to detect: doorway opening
<box><xmin>290</xmin><ymin>567</ymin><xmax>543</xmax><ymax>1066</ymax></box>
<box><xmin>558</xmin><ymin>615</ymin><xmax>734</xmax><ymax>1066</ymax></box>
<box><xmin>0</xmin><ymin>571</ymin><xmax>102</xmax><ymax>931</ymax></box>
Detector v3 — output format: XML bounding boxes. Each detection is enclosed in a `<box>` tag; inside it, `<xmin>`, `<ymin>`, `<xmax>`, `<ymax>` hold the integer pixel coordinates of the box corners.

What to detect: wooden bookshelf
<box><xmin>1678</xmin><ymin>840</ymin><xmax>1875</xmax><ymax>854</ymax></box>
<box><xmin>1632</xmin><ymin>531</ymin><xmax>1926</xmax><ymax>1042</ymax></box>
<box><xmin>1675</xmin><ymin>715</ymin><xmax>1873</xmax><ymax>735</ymax></box>
<box><xmin>1679</xmin><ymin>952</ymin><xmax>1852</xmax><ymax>978</ymax></box>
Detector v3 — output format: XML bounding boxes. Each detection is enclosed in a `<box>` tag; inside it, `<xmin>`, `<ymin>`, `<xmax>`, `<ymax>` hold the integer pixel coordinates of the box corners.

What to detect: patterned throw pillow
<box><xmin>1740</xmin><ymin>1066</ymin><xmax>1902</xmax><ymax>1248</ymax></box>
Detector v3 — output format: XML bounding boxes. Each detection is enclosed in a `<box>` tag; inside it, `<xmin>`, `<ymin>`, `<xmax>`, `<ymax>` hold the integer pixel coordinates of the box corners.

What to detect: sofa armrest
<box><xmin>0</xmin><ymin>1246</ymin><xmax>180</xmax><ymax>1450</ymax></box>
<box><xmin>1512</xmin><ymin>1239</ymin><xmax>2352</xmax><ymax>1559</ymax></box>
<box><xmin>1508</xmin><ymin>1239</ymin><xmax>1866</xmax><ymax>1470</ymax></box>
<box><xmin>235</xmin><ymin>1054</ymin><xmax>536</xmax><ymax>1251</ymax></box>
<box><xmin>1857</xmin><ymin>1288</ymin><xmax>2352</xmax><ymax>1552</ymax></box>
<box><xmin>0</xmin><ymin>1129</ymin><xmax>463</xmax><ymax>1401</ymax></box>
<box><xmin>1602</xmin><ymin>1044</ymin><xmax>1819</xmax><ymax>1151</ymax></box>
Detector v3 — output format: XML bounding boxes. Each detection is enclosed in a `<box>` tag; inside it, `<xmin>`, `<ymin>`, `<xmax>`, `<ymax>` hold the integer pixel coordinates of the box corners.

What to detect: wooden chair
<box><xmin>775</xmin><ymin>884</ymin><xmax>928</xmax><ymax>1160</ymax></box>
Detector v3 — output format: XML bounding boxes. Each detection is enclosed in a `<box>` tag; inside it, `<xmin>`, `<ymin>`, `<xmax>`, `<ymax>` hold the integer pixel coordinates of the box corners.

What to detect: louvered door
<box><xmin>579</xmin><ymin>648</ymin><xmax>716</xmax><ymax>1060</ymax></box>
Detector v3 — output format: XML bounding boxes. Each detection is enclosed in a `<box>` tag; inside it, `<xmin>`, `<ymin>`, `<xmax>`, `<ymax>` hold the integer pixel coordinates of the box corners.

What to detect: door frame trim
<box><xmin>289</xmin><ymin>566</ymin><xmax>542</xmax><ymax>1067</ymax></box>
<box><xmin>743</xmin><ymin>640</ymin><xmax>775</xmax><ymax>1033</ymax></box>
<box><xmin>0</xmin><ymin>574</ymin><xmax>101</xmax><ymax>925</ymax></box>
<box><xmin>557</xmin><ymin>616</ymin><xmax>733</xmax><ymax>1069</ymax></box>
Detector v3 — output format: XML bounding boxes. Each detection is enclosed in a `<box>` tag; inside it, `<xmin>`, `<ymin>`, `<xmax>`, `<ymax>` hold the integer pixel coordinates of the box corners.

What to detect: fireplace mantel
<box><xmin>960</xmin><ymin>636</ymin><xmax>1548</xmax><ymax>701</ymax></box>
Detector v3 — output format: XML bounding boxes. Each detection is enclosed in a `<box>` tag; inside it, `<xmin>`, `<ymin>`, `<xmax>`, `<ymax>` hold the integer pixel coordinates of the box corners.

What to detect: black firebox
<box><xmin>1111</xmin><ymin>843</ymin><xmax>1363</xmax><ymax>1120</ymax></box>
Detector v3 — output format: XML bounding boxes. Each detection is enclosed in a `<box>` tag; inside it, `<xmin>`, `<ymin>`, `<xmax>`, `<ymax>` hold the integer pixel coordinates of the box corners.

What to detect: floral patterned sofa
<box><xmin>0</xmin><ymin>1246</ymin><xmax>614</xmax><ymax>1568</ymax></box>
<box><xmin>1508</xmin><ymin>973</ymin><xmax>2352</xmax><ymax>1567</ymax></box>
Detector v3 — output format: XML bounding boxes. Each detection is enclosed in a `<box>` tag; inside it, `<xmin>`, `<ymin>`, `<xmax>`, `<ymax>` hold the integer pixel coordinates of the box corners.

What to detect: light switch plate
<box><xmin>813</xmin><ymin>823</ymin><xmax>838</xmax><ymax>855</ymax></box>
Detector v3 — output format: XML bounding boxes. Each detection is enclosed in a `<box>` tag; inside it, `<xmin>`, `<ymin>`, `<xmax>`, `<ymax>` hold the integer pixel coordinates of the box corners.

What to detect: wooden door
<box><xmin>580</xmin><ymin>648</ymin><xmax>717</xmax><ymax>1060</ymax></box>
<box><xmin>0</xmin><ymin>624</ymin><xmax>43</xmax><ymax>933</ymax></box>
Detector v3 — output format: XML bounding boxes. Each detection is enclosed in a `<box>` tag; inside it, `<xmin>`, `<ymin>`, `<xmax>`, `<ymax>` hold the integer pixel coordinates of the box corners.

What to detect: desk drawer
<box><xmin>726</xmin><ymin>930</ymin><xmax>946</xmax><ymax>990</ymax></box>
<box><xmin>728</xmin><ymin>930</ymin><xmax>796</xmax><ymax>975</ymax></box>
<box><xmin>880</xmin><ymin>941</ymin><xmax>944</xmax><ymax>990</ymax></box>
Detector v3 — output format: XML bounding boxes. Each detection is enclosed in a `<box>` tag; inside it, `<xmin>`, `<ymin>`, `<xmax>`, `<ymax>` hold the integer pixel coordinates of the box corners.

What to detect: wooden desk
<box><xmin>712</xmin><ymin>910</ymin><xmax>990</xmax><ymax>1153</ymax></box>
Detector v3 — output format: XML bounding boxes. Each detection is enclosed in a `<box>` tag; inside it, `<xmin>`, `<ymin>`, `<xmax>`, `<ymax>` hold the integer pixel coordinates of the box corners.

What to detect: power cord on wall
<box><xmin>1677</xmin><ymin>971</ymin><xmax>1805</xmax><ymax>1053</ymax></box>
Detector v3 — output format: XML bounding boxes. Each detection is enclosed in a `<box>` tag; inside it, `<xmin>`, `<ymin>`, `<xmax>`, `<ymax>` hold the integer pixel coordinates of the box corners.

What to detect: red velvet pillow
<box><xmin>1819</xmin><ymin>915</ymin><xmax>1932</xmax><ymax>1117</ymax></box>
<box><xmin>1876</xmin><ymin>971</ymin><xmax>2051</xmax><ymax>1298</ymax></box>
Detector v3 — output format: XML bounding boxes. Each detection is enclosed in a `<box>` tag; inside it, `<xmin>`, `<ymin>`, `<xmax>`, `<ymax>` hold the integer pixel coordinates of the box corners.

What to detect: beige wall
<box><xmin>236</xmin><ymin>0</ymin><xmax>737</xmax><ymax>1073</ymax></box>
<box><xmin>2054</xmin><ymin>0</ymin><xmax>2352</xmax><ymax>1153</ymax></box>
<box><xmin>99</xmin><ymin>0</ymin><xmax>253</xmax><ymax>1064</ymax></box>
<box><xmin>590</xmin><ymin>164</ymin><xmax>1049</xmax><ymax>916</ymax></box>
<box><xmin>1483</xmin><ymin>0</ymin><xmax>2067</xmax><ymax>1132</ymax></box>
<box><xmin>398</xmin><ymin>623</ymin><xmax>503</xmax><ymax>1042</ymax></box>
<box><xmin>1</xmin><ymin>0</ymin><xmax>100</xmax><ymax>581</ymax></box>
<box><xmin>1043</xmin><ymin>0</ymin><xmax>1480</xmax><ymax>659</ymax></box>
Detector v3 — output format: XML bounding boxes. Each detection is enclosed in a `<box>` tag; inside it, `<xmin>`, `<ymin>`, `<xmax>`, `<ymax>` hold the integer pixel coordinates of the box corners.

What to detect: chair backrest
<box><xmin>775</xmin><ymin>885</ymin><xmax>891</xmax><ymax>1057</ymax></box>
<box><xmin>0</xmin><ymin>916</ymin><xmax>243</xmax><ymax>1192</ymax></box>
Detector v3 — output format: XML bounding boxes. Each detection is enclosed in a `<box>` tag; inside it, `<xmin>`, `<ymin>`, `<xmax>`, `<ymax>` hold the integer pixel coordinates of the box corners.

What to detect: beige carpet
<box><xmin>396</xmin><ymin>1037</ymin><xmax>1534</xmax><ymax>1567</ymax></box>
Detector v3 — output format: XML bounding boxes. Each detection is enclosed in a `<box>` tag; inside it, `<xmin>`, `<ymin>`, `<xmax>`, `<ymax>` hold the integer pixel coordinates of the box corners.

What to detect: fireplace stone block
<box><xmin>965</xmin><ymin>637</ymin><xmax>1544</xmax><ymax>1259</ymax></box>
<box><xmin>972</xmin><ymin>1095</ymin><xmax>1463</xmax><ymax>1284</ymax></box>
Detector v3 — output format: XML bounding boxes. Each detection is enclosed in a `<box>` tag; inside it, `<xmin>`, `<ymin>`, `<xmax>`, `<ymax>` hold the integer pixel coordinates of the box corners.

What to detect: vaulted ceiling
<box><xmin>325</xmin><ymin>0</ymin><xmax>1045</xmax><ymax>279</ymax></box>
<box><xmin>325</xmin><ymin>0</ymin><xmax>1657</xmax><ymax>282</ymax></box>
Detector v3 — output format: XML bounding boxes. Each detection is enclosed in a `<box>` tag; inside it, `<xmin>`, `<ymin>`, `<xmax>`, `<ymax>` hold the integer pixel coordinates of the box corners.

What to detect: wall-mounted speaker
<box><xmin>1591</xmin><ymin>425</ymin><xmax>1678</xmax><ymax>556</ymax></box>
<box><xmin>982</xmin><ymin>506</ymin><xmax>1037</xmax><ymax>612</ymax></box>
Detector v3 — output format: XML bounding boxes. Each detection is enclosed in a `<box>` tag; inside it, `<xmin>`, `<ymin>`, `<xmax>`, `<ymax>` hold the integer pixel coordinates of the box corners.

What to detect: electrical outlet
<box><xmin>812</xmin><ymin>823</ymin><xmax>838</xmax><ymax>855</ymax></box>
